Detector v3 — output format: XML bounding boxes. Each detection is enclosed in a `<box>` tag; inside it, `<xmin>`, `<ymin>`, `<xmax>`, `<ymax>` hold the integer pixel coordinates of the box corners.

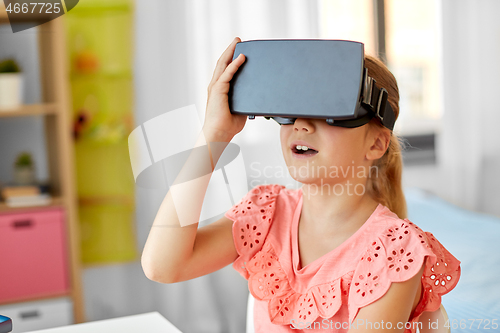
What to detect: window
<box><xmin>385</xmin><ymin>0</ymin><xmax>441</xmax><ymax>135</ymax></box>
<box><xmin>318</xmin><ymin>0</ymin><xmax>441</xmax><ymax>137</ymax></box>
<box><xmin>318</xmin><ymin>0</ymin><xmax>376</xmax><ymax>55</ymax></box>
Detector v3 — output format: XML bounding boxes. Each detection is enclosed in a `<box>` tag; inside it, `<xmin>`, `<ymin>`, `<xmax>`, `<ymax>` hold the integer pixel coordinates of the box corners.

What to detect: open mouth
<box><xmin>292</xmin><ymin>144</ymin><xmax>319</xmax><ymax>156</ymax></box>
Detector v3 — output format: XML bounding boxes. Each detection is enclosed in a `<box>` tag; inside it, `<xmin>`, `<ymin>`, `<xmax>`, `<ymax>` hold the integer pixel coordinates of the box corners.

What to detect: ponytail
<box><xmin>364</xmin><ymin>56</ymin><xmax>407</xmax><ymax>219</ymax></box>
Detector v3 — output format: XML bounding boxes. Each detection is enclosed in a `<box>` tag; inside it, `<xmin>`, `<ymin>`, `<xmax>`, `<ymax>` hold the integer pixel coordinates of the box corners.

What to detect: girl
<box><xmin>141</xmin><ymin>37</ymin><xmax>460</xmax><ymax>332</ymax></box>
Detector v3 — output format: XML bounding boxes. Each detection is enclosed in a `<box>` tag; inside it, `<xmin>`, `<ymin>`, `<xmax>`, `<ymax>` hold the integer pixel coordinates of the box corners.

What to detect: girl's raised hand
<box><xmin>203</xmin><ymin>37</ymin><xmax>247</xmax><ymax>142</ymax></box>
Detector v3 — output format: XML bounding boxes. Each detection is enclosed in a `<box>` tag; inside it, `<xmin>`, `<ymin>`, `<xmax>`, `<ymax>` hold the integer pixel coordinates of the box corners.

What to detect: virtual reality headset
<box><xmin>228</xmin><ymin>39</ymin><xmax>396</xmax><ymax>131</ymax></box>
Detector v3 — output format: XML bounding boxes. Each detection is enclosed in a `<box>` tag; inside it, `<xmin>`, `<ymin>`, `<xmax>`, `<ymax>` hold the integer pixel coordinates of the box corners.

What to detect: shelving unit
<box><xmin>0</xmin><ymin>3</ymin><xmax>85</xmax><ymax>325</ymax></box>
<box><xmin>0</xmin><ymin>104</ymin><xmax>58</xmax><ymax>118</ymax></box>
<box><xmin>0</xmin><ymin>196</ymin><xmax>64</xmax><ymax>213</ymax></box>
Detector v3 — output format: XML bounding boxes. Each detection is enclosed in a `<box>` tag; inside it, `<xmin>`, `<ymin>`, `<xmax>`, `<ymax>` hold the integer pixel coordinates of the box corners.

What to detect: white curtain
<box><xmin>131</xmin><ymin>1</ymin><xmax>319</xmax><ymax>332</ymax></box>
<box><xmin>438</xmin><ymin>0</ymin><xmax>500</xmax><ymax>216</ymax></box>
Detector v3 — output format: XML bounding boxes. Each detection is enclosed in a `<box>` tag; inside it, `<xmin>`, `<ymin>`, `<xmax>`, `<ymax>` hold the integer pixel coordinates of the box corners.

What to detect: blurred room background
<box><xmin>0</xmin><ymin>0</ymin><xmax>499</xmax><ymax>332</ymax></box>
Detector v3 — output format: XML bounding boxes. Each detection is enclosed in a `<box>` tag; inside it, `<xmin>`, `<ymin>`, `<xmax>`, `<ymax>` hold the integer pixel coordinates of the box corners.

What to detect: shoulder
<box><xmin>348</xmin><ymin>205</ymin><xmax>461</xmax><ymax>323</ymax></box>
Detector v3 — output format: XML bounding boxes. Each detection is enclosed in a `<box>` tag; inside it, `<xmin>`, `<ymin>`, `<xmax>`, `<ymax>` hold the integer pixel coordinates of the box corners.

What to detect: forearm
<box><xmin>141</xmin><ymin>128</ymin><xmax>232</xmax><ymax>283</ymax></box>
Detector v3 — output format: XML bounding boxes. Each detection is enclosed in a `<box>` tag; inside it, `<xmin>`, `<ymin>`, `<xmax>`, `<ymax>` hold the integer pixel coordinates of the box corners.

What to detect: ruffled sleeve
<box><xmin>348</xmin><ymin>218</ymin><xmax>461</xmax><ymax>330</ymax></box>
<box><xmin>225</xmin><ymin>184</ymin><xmax>285</xmax><ymax>279</ymax></box>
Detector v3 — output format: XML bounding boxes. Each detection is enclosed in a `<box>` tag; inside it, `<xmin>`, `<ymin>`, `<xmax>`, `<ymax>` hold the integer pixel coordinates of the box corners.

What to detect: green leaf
<box><xmin>0</xmin><ymin>59</ymin><xmax>21</xmax><ymax>73</ymax></box>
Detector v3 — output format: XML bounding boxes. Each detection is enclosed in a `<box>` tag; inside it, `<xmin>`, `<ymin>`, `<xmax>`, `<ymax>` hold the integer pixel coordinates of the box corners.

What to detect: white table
<box><xmin>27</xmin><ymin>312</ymin><xmax>182</xmax><ymax>333</ymax></box>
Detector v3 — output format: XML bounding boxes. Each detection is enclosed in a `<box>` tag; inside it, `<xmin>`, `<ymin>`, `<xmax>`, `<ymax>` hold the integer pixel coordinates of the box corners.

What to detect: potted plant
<box><xmin>0</xmin><ymin>58</ymin><xmax>23</xmax><ymax>110</ymax></box>
<box><xmin>14</xmin><ymin>152</ymin><xmax>35</xmax><ymax>185</ymax></box>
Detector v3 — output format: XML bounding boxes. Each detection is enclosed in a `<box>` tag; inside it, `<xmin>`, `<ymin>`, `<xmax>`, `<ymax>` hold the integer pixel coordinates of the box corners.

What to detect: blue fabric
<box><xmin>405</xmin><ymin>187</ymin><xmax>500</xmax><ymax>332</ymax></box>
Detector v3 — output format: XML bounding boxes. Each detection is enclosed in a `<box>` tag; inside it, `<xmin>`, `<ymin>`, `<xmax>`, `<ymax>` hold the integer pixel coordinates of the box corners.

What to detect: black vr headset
<box><xmin>228</xmin><ymin>39</ymin><xmax>396</xmax><ymax>131</ymax></box>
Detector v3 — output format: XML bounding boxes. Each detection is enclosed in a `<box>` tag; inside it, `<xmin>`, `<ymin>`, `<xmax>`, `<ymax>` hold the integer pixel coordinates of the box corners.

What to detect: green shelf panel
<box><xmin>75</xmin><ymin>140</ymin><xmax>134</xmax><ymax>198</ymax></box>
<box><xmin>71</xmin><ymin>76</ymin><xmax>133</xmax><ymax>143</ymax></box>
<box><xmin>66</xmin><ymin>0</ymin><xmax>133</xmax><ymax>13</ymax></box>
<box><xmin>66</xmin><ymin>10</ymin><xmax>133</xmax><ymax>76</ymax></box>
<box><xmin>79</xmin><ymin>203</ymin><xmax>137</xmax><ymax>264</ymax></box>
<box><xmin>66</xmin><ymin>0</ymin><xmax>137</xmax><ymax>265</ymax></box>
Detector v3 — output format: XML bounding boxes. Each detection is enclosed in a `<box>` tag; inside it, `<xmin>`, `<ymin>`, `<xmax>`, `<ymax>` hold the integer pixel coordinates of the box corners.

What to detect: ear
<box><xmin>366</xmin><ymin>127</ymin><xmax>391</xmax><ymax>161</ymax></box>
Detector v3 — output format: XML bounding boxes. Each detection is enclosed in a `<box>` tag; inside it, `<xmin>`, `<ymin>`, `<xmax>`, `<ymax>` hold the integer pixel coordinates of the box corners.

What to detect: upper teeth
<box><xmin>296</xmin><ymin>145</ymin><xmax>309</xmax><ymax>151</ymax></box>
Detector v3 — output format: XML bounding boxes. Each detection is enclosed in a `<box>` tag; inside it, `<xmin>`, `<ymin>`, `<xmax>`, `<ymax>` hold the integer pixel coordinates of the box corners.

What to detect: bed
<box><xmin>405</xmin><ymin>187</ymin><xmax>500</xmax><ymax>333</ymax></box>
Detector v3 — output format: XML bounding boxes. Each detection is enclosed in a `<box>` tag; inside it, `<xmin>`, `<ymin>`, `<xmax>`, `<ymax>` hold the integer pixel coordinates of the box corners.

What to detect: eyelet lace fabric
<box><xmin>349</xmin><ymin>219</ymin><xmax>461</xmax><ymax>331</ymax></box>
<box><xmin>226</xmin><ymin>185</ymin><xmax>461</xmax><ymax>332</ymax></box>
<box><xmin>227</xmin><ymin>184</ymin><xmax>284</xmax><ymax>280</ymax></box>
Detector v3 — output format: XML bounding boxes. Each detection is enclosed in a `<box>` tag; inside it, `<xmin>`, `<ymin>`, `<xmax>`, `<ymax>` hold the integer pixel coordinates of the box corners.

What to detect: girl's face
<box><xmin>280</xmin><ymin>118</ymin><xmax>383</xmax><ymax>185</ymax></box>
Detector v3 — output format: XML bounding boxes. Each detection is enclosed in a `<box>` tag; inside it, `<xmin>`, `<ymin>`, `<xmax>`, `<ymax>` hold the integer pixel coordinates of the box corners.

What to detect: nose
<box><xmin>293</xmin><ymin>118</ymin><xmax>315</xmax><ymax>133</ymax></box>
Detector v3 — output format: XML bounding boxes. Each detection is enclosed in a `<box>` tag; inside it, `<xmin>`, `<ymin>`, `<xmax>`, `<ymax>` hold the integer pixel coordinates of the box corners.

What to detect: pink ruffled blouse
<box><xmin>225</xmin><ymin>184</ymin><xmax>461</xmax><ymax>333</ymax></box>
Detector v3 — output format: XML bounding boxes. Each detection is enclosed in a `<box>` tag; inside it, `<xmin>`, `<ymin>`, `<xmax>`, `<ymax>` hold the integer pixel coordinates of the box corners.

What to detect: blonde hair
<box><xmin>364</xmin><ymin>55</ymin><xmax>407</xmax><ymax>219</ymax></box>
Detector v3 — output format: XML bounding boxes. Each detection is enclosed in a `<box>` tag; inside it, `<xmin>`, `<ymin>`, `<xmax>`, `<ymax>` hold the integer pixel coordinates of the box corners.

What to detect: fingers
<box><xmin>217</xmin><ymin>53</ymin><xmax>245</xmax><ymax>85</ymax></box>
<box><xmin>208</xmin><ymin>37</ymin><xmax>241</xmax><ymax>90</ymax></box>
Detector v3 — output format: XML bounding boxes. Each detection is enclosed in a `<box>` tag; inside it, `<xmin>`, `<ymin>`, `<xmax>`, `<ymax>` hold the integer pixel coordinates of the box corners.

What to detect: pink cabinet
<box><xmin>0</xmin><ymin>208</ymin><xmax>69</xmax><ymax>303</ymax></box>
